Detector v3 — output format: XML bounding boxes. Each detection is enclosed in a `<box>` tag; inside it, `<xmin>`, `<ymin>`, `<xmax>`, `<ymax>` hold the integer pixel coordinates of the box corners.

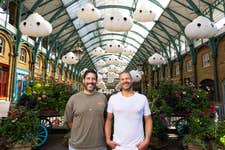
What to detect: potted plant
<box><xmin>0</xmin><ymin>106</ymin><xmax>39</xmax><ymax>149</ymax></box>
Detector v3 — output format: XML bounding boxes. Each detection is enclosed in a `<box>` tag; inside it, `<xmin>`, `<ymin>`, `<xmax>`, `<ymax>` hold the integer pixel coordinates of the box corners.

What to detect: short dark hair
<box><xmin>83</xmin><ymin>68</ymin><xmax>98</xmax><ymax>80</ymax></box>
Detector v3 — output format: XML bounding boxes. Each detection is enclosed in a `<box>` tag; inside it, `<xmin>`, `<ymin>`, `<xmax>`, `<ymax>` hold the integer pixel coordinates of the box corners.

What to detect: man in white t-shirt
<box><xmin>105</xmin><ymin>71</ymin><xmax>153</xmax><ymax>150</ymax></box>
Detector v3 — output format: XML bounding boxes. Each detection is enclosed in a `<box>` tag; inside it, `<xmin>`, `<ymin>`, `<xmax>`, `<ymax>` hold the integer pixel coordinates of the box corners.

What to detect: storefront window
<box><xmin>20</xmin><ymin>48</ymin><xmax>26</xmax><ymax>63</ymax></box>
<box><xmin>0</xmin><ymin>37</ymin><xmax>5</xmax><ymax>55</ymax></box>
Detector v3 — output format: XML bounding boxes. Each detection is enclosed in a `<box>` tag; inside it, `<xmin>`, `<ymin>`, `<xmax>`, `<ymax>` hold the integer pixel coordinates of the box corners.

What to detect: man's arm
<box><xmin>67</xmin><ymin>121</ymin><xmax>73</xmax><ymax>128</ymax></box>
<box><xmin>144</xmin><ymin>115</ymin><xmax>153</xmax><ymax>142</ymax></box>
<box><xmin>137</xmin><ymin>115</ymin><xmax>153</xmax><ymax>150</ymax></box>
<box><xmin>105</xmin><ymin>112</ymin><xmax>113</xmax><ymax>142</ymax></box>
<box><xmin>105</xmin><ymin>112</ymin><xmax>119</xmax><ymax>148</ymax></box>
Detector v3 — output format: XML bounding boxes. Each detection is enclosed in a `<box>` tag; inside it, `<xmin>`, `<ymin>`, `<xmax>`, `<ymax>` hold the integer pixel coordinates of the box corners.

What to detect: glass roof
<box><xmin>62</xmin><ymin>0</ymin><xmax>171</xmax><ymax>71</ymax></box>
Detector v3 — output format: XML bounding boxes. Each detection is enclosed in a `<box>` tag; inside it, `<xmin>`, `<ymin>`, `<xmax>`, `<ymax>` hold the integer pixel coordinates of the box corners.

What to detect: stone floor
<box><xmin>38</xmin><ymin>131</ymin><xmax>184</xmax><ymax>150</ymax></box>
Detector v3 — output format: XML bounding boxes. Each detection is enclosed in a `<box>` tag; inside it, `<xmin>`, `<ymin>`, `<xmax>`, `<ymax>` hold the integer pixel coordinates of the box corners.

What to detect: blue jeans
<box><xmin>69</xmin><ymin>144</ymin><xmax>107</xmax><ymax>150</ymax></box>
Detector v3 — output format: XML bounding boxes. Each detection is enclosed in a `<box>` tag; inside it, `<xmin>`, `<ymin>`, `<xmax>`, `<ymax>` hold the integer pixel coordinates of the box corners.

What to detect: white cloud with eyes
<box><xmin>108</xmin><ymin>65</ymin><xmax>118</xmax><ymax>72</ymax></box>
<box><xmin>80</xmin><ymin>68</ymin><xmax>88</xmax><ymax>76</ymax></box>
<box><xmin>122</xmin><ymin>48</ymin><xmax>135</xmax><ymax>56</ymax></box>
<box><xmin>20</xmin><ymin>13</ymin><xmax>52</xmax><ymax>37</ymax></box>
<box><xmin>77</xmin><ymin>3</ymin><xmax>101</xmax><ymax>22</ymax></box>
<box><xmin>97</xmin><ymin>81</ymin><xmax>106</xmax><ymax>89</ymax></box>
<box><xmin>103</xmin><ymin>10</ymin><xmax>133</xmax><ymax>32</ymax></box>
<box><xmin>106</xmin><ymin>55</ymin><xmax>120</xmax><ymax>65</ymax></box>
<box><xmin>185</xmin><ymin>16</ymin><xmax>217</xmax><ymax>39</ymax></box>
<box><xmin>96</xmin><ymin>60</ymin><xmax>106</xmax><ymax>67</ymax></box>
<box><xmin>91</xmin><ymin>47</ymin><xmax>105</xmax><ymax>56</ymax></box>
<box><xmin>130</xmin><ymin>70</ymin><xmax>144</xmax><ymax>82</ymax></box>
<box><xmin>98</xmin><ymin>68</ymin><xmax>108</xmax><ymax>74</ymax></box>
<box><xmin>62</xmin><ymin>52</ymin><xmax>79</xmax><ymax>64</ymax></box>
<box><xmin>148</xmin><ymin>53</ymin><xmax>165</xmax><ymax>65</ymax></box>
<box><xmin>105</xmin><ymin>40</ymin><xmax>124</xmax><ymax>53</ymax></box>
<box><xmin>133</xmin><ymin>4</ymin><xmax>156</xmax><ymax>22</ymax></box>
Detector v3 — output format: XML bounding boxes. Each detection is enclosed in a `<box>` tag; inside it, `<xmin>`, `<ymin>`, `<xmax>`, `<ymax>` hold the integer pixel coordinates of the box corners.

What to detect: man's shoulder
<box><xmin>135</xmin><ymin>92</ymin><xmax>147</xmax><ymax>99</ymax></box>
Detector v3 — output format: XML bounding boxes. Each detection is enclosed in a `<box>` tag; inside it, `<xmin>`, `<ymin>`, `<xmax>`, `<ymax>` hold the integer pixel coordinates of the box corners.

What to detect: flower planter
<box><xmin>11</xmin><ymin>143</ymin><xmax>32</xmax><ymax>150</ymax></box>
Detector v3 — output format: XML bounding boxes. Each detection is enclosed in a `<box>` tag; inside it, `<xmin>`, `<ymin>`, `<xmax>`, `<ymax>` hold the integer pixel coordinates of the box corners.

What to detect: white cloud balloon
<box><xmin>105</xmin><ymin>40</ymin><xmax>124</xmax><ymax>53</ymax></box>
<box><xmin>77</xmin><ymin>3</ymin><xmax>101</xmax><ymax>22</ymax></box>
<box><xmin>130</xmin><ymin>70</ymin><xmax>144</xmax><ymax>82</ymax></box>
<box><xmin>80</xmin><ymin>68</ymin><xmax>88</xmax><ymax>76</ymax></box>
<box><xmin>148</xmin><ymin>53</ymin><xmax>165</xmax><ymax>65</ymax></box>
<box><xmin>185</xmin><ymin>16</ymin><xmax>217</xmax><ymax>39</ymax></box>
<box><xmin>122</xmin><ymin>48</ymin><xmax>135</xmax><ymax>56</ymax></box>
<box><xmin>62</xmin><ymin>52</ymin><xmax>79</xmax><ymax>64</ymax></box>
<box><xmin>133</xmin><ymin>5</ymin><xmax>156</xmax><ymax>22</ymax></box>
<box><xmin>103</xmin><ymin>10</ymin><xmax>133</xmax><ymax>32</ymax></box>
<box><xmin>91</xmin><ymin>47</ymin><xmax>105</xmax><ymax>56</ymax></box>
<box><xmin>20</xmin><ymin>13</ymin><xmax>52</xmax><ymax>37</ymax></box>
<box><xmin>96</xmin><ymin>60</ymin><xmax>106</xmax><ymax>67</ymax></box>
<box><xmin>106</xmin><ymin>55</ymin><xmax>120</xmax><ymax>65</ymax></box>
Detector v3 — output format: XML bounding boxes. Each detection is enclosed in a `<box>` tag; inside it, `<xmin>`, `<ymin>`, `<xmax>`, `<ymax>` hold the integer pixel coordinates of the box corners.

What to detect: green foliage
<box><xmin>0</xmin><ymin>106</ymin><xmax>39</xmax><ymax>148</ymax></box>
<box><xmin>215</xmin><ymin>120</ymin><xmax>225</xmax><ymax>147</ymax></box>
<box><xmin>182</xmin><ymin>134</ymin><xmax>207</xmax><ymax>150</ymax></box>
<box><xmin>20</xmin><ymin>81</ymin><xmax>75</xmax><ymax>115</ymax></box>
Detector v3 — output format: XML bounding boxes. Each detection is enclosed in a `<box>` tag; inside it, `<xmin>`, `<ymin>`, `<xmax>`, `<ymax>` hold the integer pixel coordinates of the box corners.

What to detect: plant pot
<box><xmin>11</xmin><ymin>143</ymin><xmax>32</xmax><ymax>150</ymax></box>
<box><xmin>187</xmin><ymin>143</ymin><xmax>203</xmax><ymax>150</ymax></box>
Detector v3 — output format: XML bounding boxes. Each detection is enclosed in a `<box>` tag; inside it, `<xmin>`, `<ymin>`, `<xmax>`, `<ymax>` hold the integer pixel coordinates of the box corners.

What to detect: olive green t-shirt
<box><xmin>64</xmin><ymin>92</ymin><xmax>107</xmax><ymax>150</ymax></box>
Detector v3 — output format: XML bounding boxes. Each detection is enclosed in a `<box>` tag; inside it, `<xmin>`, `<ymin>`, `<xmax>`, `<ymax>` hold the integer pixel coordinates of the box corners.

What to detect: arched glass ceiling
<box><xmin>62</xmin><ymin>0</ymin><xmax>171</xmax><ymax>70</ymax></box>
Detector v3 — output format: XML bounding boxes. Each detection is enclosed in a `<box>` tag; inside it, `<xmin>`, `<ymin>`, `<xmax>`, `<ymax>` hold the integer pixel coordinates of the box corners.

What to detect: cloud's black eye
<box><xmin>197</xmin><ymin>23</ymin><xmax>201</xmax><ymax>27</ymax></box>
<box><xmin>110</xmin><ymin>45</ymin><xmax>112</xmax><ymax>47</ymax></box>
<box><xmin>150</xmin><ymin>10</ymin><xmax>152</xmax><ymax>13</ymax></box>
<box><xmin>153</xmin><ymin>57</ymin><xmax>155</xmax><ymax>60</ymax></box>
<box><xmin>92</xmin><ymin>8</ymin><xmax>94</xmax><ymax>11</ymax></box>
<box><xmin>110</xmin><ymin>17</ymin><xmax>114</xmax><ymax>20</ymax></box>
<box><xmin>23</xmin><ymin>22</ymin><xmax>26</xmax><ymax>26</ymax></box>
<box><xmin>211</xmin><ymin>23</ymin><xmax>214</xmax><ymax>27</ymax></box>
<box><xmin>118</xmin><ymin>45</ymin><xmax>120</xmax><ymax>47</ymax></box>
<box><xmin>72</xmin><ymin>57</ymin><xmax>74</xmax><ymax>59</ymax></box>
<box><xmin>81</xmin><ymin>8</ymin><xmax>84</xmax><ymax>11</ymax></box>
<box><xmin>65</xmin><ymin>56</ymin><xmax>67</xmax><ymax>59</ymax></box>
<box><xmin>124</xmin><ymin>17</ymin><xmax>127</xmax><ymax>21</ymax></box>
<box><xmin>36</xmin><ymin>22</ymin><xmax>40</xmax><ymax>26</ymax></box>
<box><xmin>139</xmin><ymin>10</ymin><xmax>142</xmax><ymax>13</ymax></box>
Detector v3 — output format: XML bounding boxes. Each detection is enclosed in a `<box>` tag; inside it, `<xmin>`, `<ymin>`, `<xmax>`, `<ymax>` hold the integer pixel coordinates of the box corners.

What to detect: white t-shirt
<box><xmin>107</xmin><ymin>92</ymin><xmax>151</xmax><ymax>150</ymax></box>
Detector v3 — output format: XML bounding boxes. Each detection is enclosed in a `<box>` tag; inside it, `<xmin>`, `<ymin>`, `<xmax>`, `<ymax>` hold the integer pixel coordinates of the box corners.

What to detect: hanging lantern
<box><xmin>77</xmin><ymin>3</ymin><xmax>101</xmax><ymax>22</ymax></box>
<box><xmin>62</xmin><ymin>52</ymin><xmax>79</xmax><ymax>64</ymax></box>
<box><xmin>133</xmin><ymin>5</ymin><xmax>156</xmax><ymax>22</ymax></box>
<box><xmin>20</xmin><ymin>13</ymin><xmax>52</xmax><ymax>37</ymax></box>
<box><xmin>91</xmin><ymin>47</ymin><xmax>105</xmax><ymax>56</ymax></box>
<box><xmin>148</xmin><ymin>53</ymin><xmax>165</xmax><ymax>65</ymax></box>
<box><xmin>185</xmin><ymin>16</ymin><xmax>217</xmax><ymax>39</ymax></box>
<box><xmin>103</xmin><ymin>10</ymin><xmax>133</xmax><ymax>32</ymax></box>
<box><xmin>105</xmin><ymin>40</ymin><xmax>124</xmax><ymax>53</ymax></box>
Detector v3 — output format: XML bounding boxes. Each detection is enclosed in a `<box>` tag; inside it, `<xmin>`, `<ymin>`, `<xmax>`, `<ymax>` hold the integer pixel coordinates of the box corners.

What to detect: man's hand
<box><xmin>136</xmin><ymin>139</ymin><xmax>149</xmax><ymax>150</ymax></box>
<box><xmin>106</xmin><ymin>139</ymin><xmax>120</xmax><ymax>149</ymax></box>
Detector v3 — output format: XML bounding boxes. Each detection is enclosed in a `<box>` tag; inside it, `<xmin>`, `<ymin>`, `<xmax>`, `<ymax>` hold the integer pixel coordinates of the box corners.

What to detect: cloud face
<box><xmin>108</xmin><ymin>65</ymin><xmax>118</xmax><ymax>72</ymax></box>
<box><xmin>130</xmin><ymin>70</ymin><xmax>143</xmax><ymax>82</ymax></box>
<box><xmin>77</xmin><ymin>3</ymin><xmax>101</xmax><ymax>22</ymax></box>
<box><xmin>122</xmin><ymin>48</ymin><xmax>135</xmax><ymax>56</ymax></box>
<box><xmin>91</xmin><ymin>47</ymin><xmax>105</xmax><ymax>56</ymax></box>
<box><xmin>62</xmin><ymin>52</ymin><xmax>79</xmax><ymax>64</ymax></box>
<box><xmin>20</xmin><ymin>13</ymin><xmax>52</xmax><ymax>37</ymax></box>
<box><xmin>96</xmin><ymin>60</ymin><xmax>106</xmax><ymax>67</ymax></box>
<box><xmin>103</xmin><ymin>10</ymin><xmax>133</xmax><ymax>32</ymax></box>
<box><xmin>148</xmin><ymin>53</ymin><xmax>165</xmax><ymax>65</ymax></box>
<box><xmin>106</xmin><ymin>55</ymin><xmax>119</xmax><ymax>65</ymax></box>
<box><xmin>133</xmin><ymin>6</ymin><xmax>156</xmax><ymax>22</ymax></box>
<box><xmin>105</xmin><ymin>40</ymin><xmax>124</xmax><ymax>53</ymax></box>
<box><xmin>185</xmin><ymin>16</ymin><xmax>217</xmax><ymax>39</ymax></box>
<box><xmin>97</xmin><ymin>81</ymin><xmax>106</xmax><ymax>89</ymax></box>
<box><xmin>80</xmin><ymin>68</ymin><xmax>88</xmax><ymax>76</ymax></box>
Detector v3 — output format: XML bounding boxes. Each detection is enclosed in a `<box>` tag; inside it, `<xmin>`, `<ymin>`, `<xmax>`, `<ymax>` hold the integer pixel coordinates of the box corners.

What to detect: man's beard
<box><xmin>84</xmin><ymin>83</ymin><xmax>96</xmax><ymax>92</ymax></box>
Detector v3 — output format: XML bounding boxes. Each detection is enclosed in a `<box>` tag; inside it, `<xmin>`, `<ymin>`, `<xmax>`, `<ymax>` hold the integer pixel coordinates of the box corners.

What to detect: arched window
<box><xmin>20</xmin><ymin>48</ymin><xmax>26</xmax><ymax>63</ymax></box>
<box><xmin>0</xmin><ymin>37</ymin><xmax>5</xmax><ymax>55</ymax></box>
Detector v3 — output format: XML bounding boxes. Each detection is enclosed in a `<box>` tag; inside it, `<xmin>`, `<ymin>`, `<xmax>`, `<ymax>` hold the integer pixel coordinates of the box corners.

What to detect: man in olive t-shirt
<box><xmin>64</xmin><ymin>69</ymin><xmax>107</xmax><ymax>150</ymax></box>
